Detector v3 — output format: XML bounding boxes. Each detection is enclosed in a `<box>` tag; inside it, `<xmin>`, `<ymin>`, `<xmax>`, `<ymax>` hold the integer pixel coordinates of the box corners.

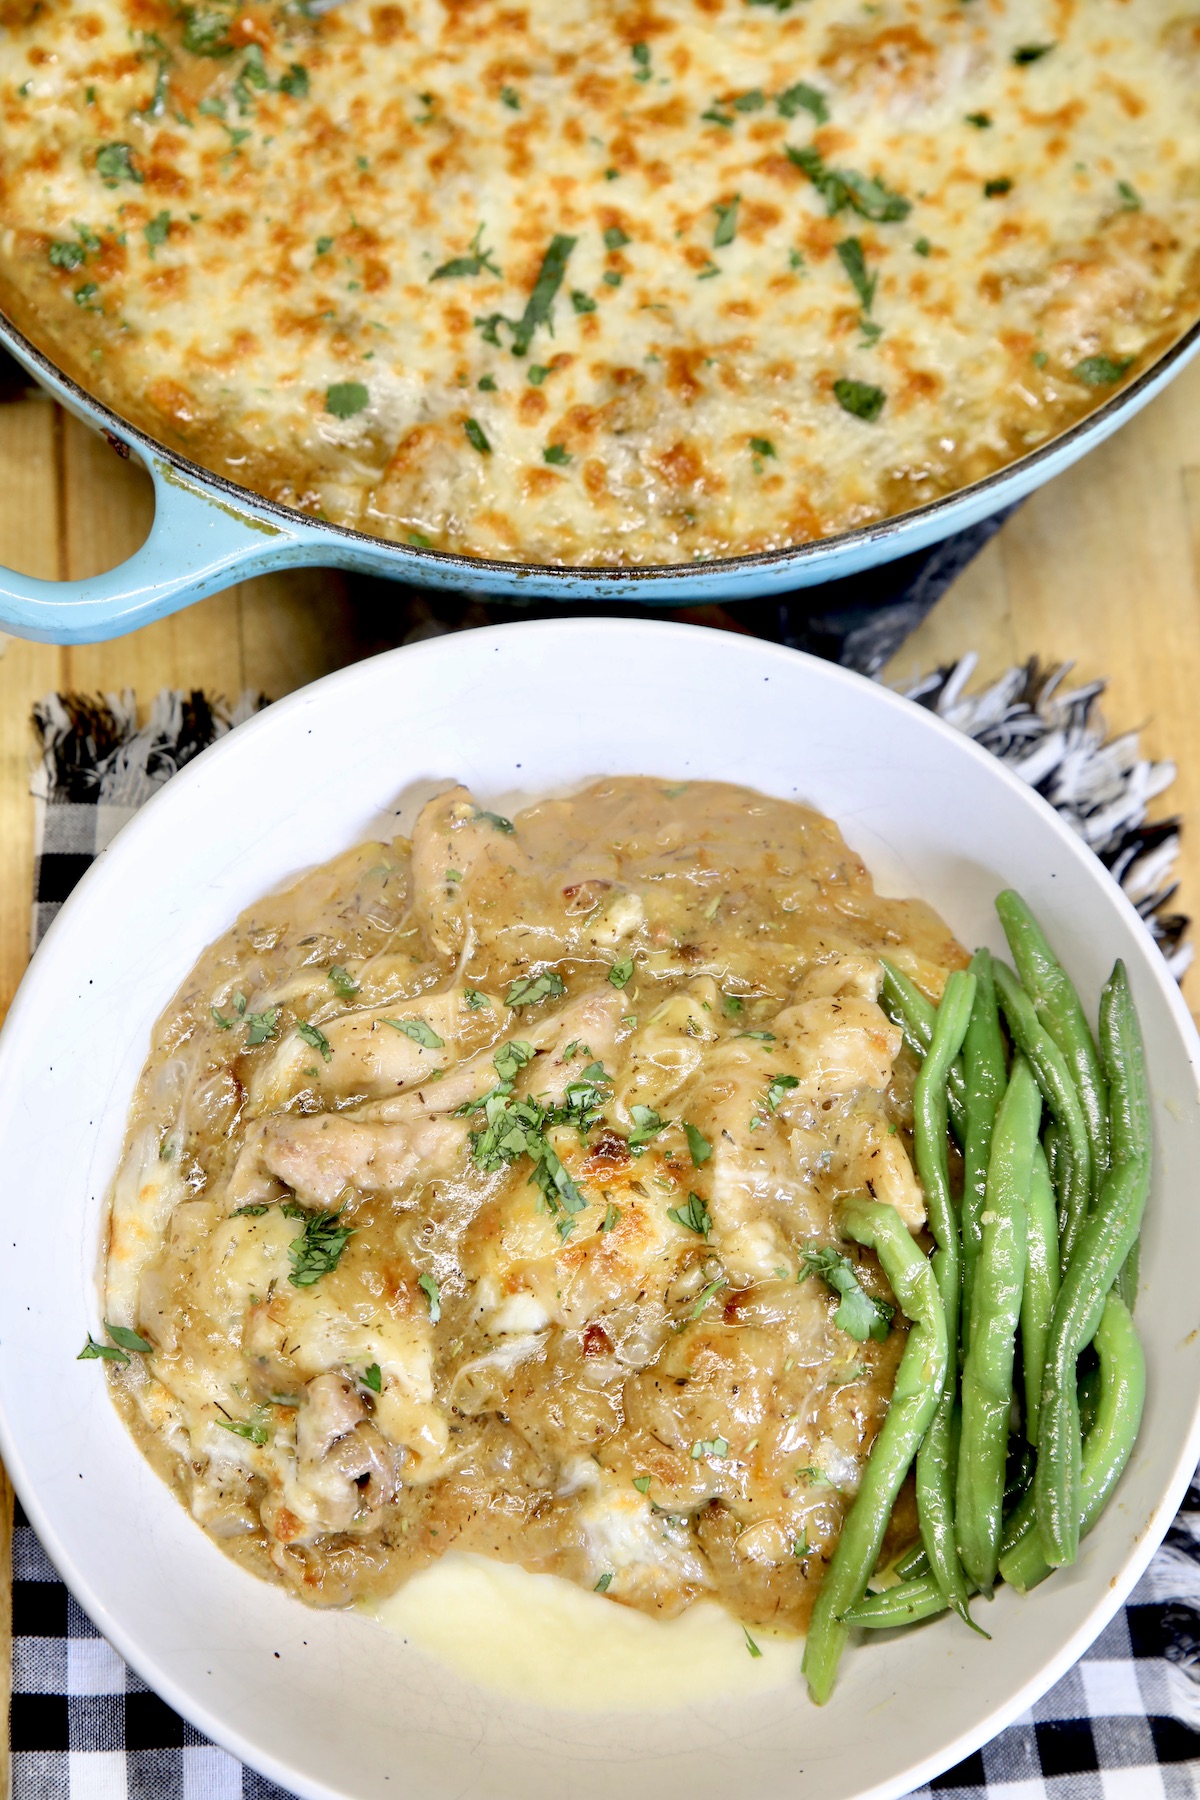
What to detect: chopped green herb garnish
<box><xmin>594</xmin><ymin>1571</ymin><xmax>614</xmax><ymax>1592</ymax></box>
<box><xmin>691</xmin><ymin>1436</ymin><xmax>728</xmax><ymax>1460</ymax></box>
<box><xmin>836</xmin><ymin>236</ymin><xmax>876</xmax><ymax>312</ymax></box>
<box><xmin>216</xmin><ymin>1413</ymin><xmax>269</xmax><ymax>1446</ymax></box>
<box><xmin>800</xmin><ymin>1245</ymin><xmax>895</xmax><ymax>1342</ymax></box>
<box><xmin>787</xmin><ymin>145</ymin><xmax>910</xmax><ymax>222</ymax></box>
<box><xmin>95</xmin><ymin>142</ymin><xmax>143</xmax><ymax>185</ymax></box>
<box><xmin>325</xmin><ymin>381</ymin><xmax>369</xmax><ymax>418</ymax></box>
<box><xmin>668</xmin><ymin>1192</ymin><xmax>711</xmax><ymax>1236</ymax></box>
<box><xmin>603</xmin><ymin>270</ymin><xmax>623</xmax><ymax>286</ymax></box>
<box><xmin>108</xmin><ymin>1321</ymin><xmax>153</xmax><ymax>1353</ymax></box>
<box><xmin>1073</xmin><ymin>354</ymin><xmax>1133</xmax><ymax>386</ymax></box>
<box><xmin>738</xmin><ymin>1030</ymin><xmax>776</xmax><ymax>1042</ymax></box>
<box><xmin>279</xmin><ymin>63</ymin><xmax>309</xmax><ymax>97</ymax></box>
<box><xmin>1013</xmin><ymin>43</ymin><xmax>1054</xmax><ymax>63</ymax></box>
<box><xmin>384</xmin><ymin>1016</ymin><xmax>444</xmax><ymax>1049</ymax></box>
<box><xmin>475</xmin><ymin>232</ymin><xmax>577</xmax><ymax>356</ymax></box>
<box><xmin>633</xmin><ymin>1474</ymin><xmax>652</xmax><ymax>1494</ymax></box>
<box><xmin>984</xmin><ymin>177</ymin><xmax>1013</xmax><ymax>197</ymax></box>
<box><xmin>328</xmin><ymin>964</ymin><xmax>358</xmax><ymax>997</ymax></box>
<box><xmin>143</xmin><ymin>211</ymin><xmax>170</xmax><ymax>256</ymax></box>
<box><xmin>418</xmin><ymin>1272</ymin><xmax>441</xmax><ymax>1322</ymax></box>
<box><xmin>713</xmin><ymin>195</ymin><xmax>741</xmax><ymax>248</ymax></box>
<box><xmin>776</xmin><ymin>80</ymin><xmax>827</xmax><ymax>123</ymax></box>
<box><xmin>687</xmin><ymin>1275</ymin><xmax>728</xmax><ymax>1321</ymax></box>
<box><xmin>528</xmin><ymin>364</ymin><xmax>551</xmax><ymax>385</ymax></box>
<box><xmin>211</xmin><ymin>1005</ymin><xmax>233</xmax><ymax>1030</ymax></box>
<box><xmin>78</xmin><ymin>1334</ymin><xmax>129</xmax><ymax>1365</ymax></box>
<box><xmin>474</xmin><ymin>807</ymin><xmax>515</xmax><ymax>834</ymax></box>
<box><xmin>628</xmin><ymin>1104</ymin><xmax>665</xmax><ymax>1150</ymax></box>
<box><xmin>833</xmin><ymin>378</ymin><xmax>886</xmax><ymax>422</ymax></box>
<box><xmin>544</xmin><ymin>443</ymin><xmax>572</xmax><ymax>465</ymax></box>
<box><xmin>572</xmin><ymin>289</ymin><xmax>597</xmax><ymax>313</ymax></box>
<box><xmin>245</xmin><ymin>1007</ymin><xmax>281</xmax><ymax>1046</ymax></box>
<box><xmin>733</xmin><ymin>88</ymin><xmax>764</xmax><ymax>111</ymax></box>
<box><xmin>73</xmin><ymin>283</ymin><xmax>100</xmax><ymax>308</ymax></box>
<box><xmin>913</xmin><ymin>237</ymin><xmax>932</xmax><ymax>256</ymax></box>
<box><xmin>684</xmin><ymin>1122</ymin><xmax>711</xmax><ymax>1166</ymax></box>
<box><xmin>506</xmin><ymin>970</ymin><xmax>566</xmax><ymax>1007</ymax></box>
<box><xmin>49</xmin><ymin>240</ymin><xmax>86</xmax><ymax>270</ymax></box>
<box><xmin>500</xmin><ymin>84</ymin><xmax>520</xmax><ymax>108</ymax></box>
<box><xmin>493</xmin><ymin>1039</ymin><xmax>535</xmax><ymax>1082</ymax></box>
<box><xmin>748</xmin><ymin>437</ymin><xmax>776</xmax><ymax>460</ymax></box>
<box><xmin>234</xmin><ymin>1203</ymin><xmax>269</xmax><ymax>1216</ymax></box>
<box><xmin>362</xmin><ymin>1362</ymin><xmax>382</xmax><ymax>1393</ymax></box>
<box><xmin>601</xmin><ymin>1202</ymin><xmax>621</xmax><ymax>1232</ymax></box>
<box><xmin>604</xmin><ymin>225</ymin><xmax>630</xmax><ymax>251</ymax></box>
<box><xmin>743</xmin><ymin>1628</ymin><xmax>763</xmax><ymax>1658</ymax></box>
<box><xmin>464</xmin><ymin>988</ymin><xmax>490</xmax><ymax>1009</ymax></box>
<box><xmin>722</xmin><ymin>993</ymin><xmax>744</xmax><ymax>1017</ymax></box>
<box><xmin>297</xmin><ymin>1020</ymin><xmax>333</xmax><ymax>1062</ymax></box>
<box><xmin>631</xmin><ymin>41</ymin><xmax>651</xmax><ymax>81</ymax></box>
<box><xmin>315</xmin><ymin>235</ymin><xmax>334</xmax><ymax>255</ymax></box>
<box><xmin>793</xmin><ymin>1530</ymin><xmax>810</xmax><ymax>1560</ymax></box>
<box><xmin>431</xmin><ymin>223</ymin><xmax>501</xmax><ymax>281</ymax></box>
<box><xmin>763</xmin><ymin>1072</ymin><xmax>800</xmax><ymax>1113</ymax></box>
<box><xmin>965</xmin><ymin>111</ymin><xmax>992</xmax><ymax>128</ymax></box>
<box><xmin>608</xmin><ymin>957</ymin><xmax>634</xmax><ymax>990</ymax></box>
<box><xmin>1117</xmin><ymin>180</ymin><xmax>1141</xmax><ymax>211</ymax></box>
<box><xmin>464</xmin><ymin>417</ymin><xmax>491</xmax><ymax>453</ymax></box>
<box><xmin>287</xmin><ymin>1210</ymin><xmax>353</xmax><ymax>1287</ymax></box>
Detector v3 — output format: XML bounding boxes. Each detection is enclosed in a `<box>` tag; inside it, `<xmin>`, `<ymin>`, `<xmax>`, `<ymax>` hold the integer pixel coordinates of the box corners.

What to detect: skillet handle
<box><xmin>0</xmin><ymin>451</ymin><xmax>320</xmax><ymax>645</ymax></box>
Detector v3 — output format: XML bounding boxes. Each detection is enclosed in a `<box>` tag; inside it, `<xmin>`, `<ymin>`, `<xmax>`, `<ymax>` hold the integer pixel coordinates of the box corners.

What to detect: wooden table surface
<box><xmin>0</xmin><ymin>356</ymin><xmax>1198</xmax><ymax>1789</ymax></box>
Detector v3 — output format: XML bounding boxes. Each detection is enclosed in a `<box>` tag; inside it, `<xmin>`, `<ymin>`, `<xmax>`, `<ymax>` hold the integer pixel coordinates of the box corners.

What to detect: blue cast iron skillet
<box><xmin>1</xmin><ymin>306</ymin><xmax>1198</xmax><ymax>645</ymax></box>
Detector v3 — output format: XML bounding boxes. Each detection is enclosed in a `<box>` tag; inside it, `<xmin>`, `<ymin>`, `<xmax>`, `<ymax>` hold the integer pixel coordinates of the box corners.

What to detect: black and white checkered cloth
<box><xmin>13</xmin><ymin>662</ymin><xmax>1200</xmax><ymax>1799</ymax></box>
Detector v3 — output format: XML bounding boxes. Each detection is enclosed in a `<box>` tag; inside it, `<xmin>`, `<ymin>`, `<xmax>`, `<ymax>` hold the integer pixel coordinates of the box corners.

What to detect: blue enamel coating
<box><xmin>1</xmin><ymin>311</ymin><xmax>1198</xmax><ymax>644</ymax></box>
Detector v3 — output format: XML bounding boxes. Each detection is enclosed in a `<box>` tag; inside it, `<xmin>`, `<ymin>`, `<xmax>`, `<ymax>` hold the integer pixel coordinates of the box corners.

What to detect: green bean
<box><xmin>993</xmin><ymin>960</ymin><xmax>1093</xmax><ymax>1272</ymax></box>
<box><xmin>893</xmin><ymin>1542</ymin><xmax>931</xmax><ymax>1582</ymax></box>
<box><xmin>961</xmin><ymin>948</ymin><xmax>1009</xmax><ymax>1347</ymax></box>
<box><xmin>880</xmin><ymin>960</ymin><xmax>968</xmax><ymax>1144</ymax></box>
<box><xmin>1002</xmin><ymin>1292</ymin><xmax>1145</xmax><ymax>1592</ymax></box>
<box><xmin>803</xmin><ymin>1199</ymin><xmax>949</xmax><ymax>1704</ymax></box>
<box><xmin>843</xmin><ymin>1574</ymin><xmax>954</xmax><ymax>1630</ymax></box>
<box><xmin>1034</xmin><ymin>961</ymin><xmax>1150</xmax><ymax>1566</ymax></box>
<box><xmin>1021</xmin><ymin>1141</ymin><xmax>1059</xmax><ymax>1448</ymax></box>
<box><xmin>996</xmin><ymin>891</ymin><xmax>1109</xmax><ymax>1196</ymax></box>
<box><xmin>957</xmin><ymin>1056</ymin><xmax>1038</xmax><ymax>1593</ymax></box>
<box><xmin>912</xmin><ymin>969</ymin><xmax>977</xmax><ymax>1628</ymax></box>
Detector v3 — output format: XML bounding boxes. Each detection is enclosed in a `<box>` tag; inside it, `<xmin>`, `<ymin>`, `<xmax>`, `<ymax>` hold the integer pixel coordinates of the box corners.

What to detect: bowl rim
<box><xmin>2</xmin><ymin>616</ymin><xmax>1200</xmax><ymax>1800</ymax></box>
<box><xmin>2</xmin><ymin>304</ymin><xmax>1199</xmax><ymax>585</ymax></box>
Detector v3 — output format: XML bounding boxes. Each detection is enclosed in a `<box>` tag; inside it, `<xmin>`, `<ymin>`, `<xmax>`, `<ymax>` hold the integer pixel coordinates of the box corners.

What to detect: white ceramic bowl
<box><xmin>1</xmin><ymin>619</ymin><xmax>1198</xmax><ymax>1800</ymax></box>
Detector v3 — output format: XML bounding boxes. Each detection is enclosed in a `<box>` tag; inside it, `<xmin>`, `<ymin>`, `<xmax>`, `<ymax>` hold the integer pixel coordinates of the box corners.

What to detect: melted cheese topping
<box><xmin>105</xmin><ymin>777</ymin><xmax>964</xmax><ymax>1624</ymax></box>
<box><xmin>0</xmin><ymin>2</ymin><xmax>1197</xmax><ymax>563</ymax></box>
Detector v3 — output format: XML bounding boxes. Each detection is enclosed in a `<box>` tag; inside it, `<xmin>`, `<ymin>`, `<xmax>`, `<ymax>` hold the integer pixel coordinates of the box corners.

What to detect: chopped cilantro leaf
<box><xmin>493</xmin><ymin>1039</ymin><xmax>535</xmax><ymax>1082</ymax></box>
<box><xmin>245</xmin><ymin>1007</ymin><xmax>280</xmax><ymax>1046</ymax></box>
<box><xmin>216</xmin><ymin>1414</ymin><xmax>269</xmax><ymax>1446</ymax></box>
<box><xmin>431</xmin><ymin>223</ymin><xmax>501</xmax><ymax>281</ymax></box>
<box><xmin>764</xmin><ymin>1073</ymin><xmax>800</xmax><ymax>1113</ymax></box>
<box><xmin>384</xmin><ymin>1016</ymin><xmax>444</xmax><ymax>1049</ymax></box>
<box><xmin>418</xmin><ymin>1272</ymin><xmax>441</xmax><ymax>1322</ymax></box>
<box><xmin>608</xmin><ymin>957</ymin><xmax>634</xmax><ymax>989</ymax></box>
<box><xmin>628</xmin><ymin>1104</ymin><xmax>665</xmax><ymax>1150</ymax></box>
<box><xmin>833</xmin><ymin>378</ymin><xmax>886</xmax><ymax>422</ymax></box>
<box><xmin>362</xmin><ymin>1362</ymin><xmax>382</xmax><ymax>1393</ymax></box>
<box><xmin>325</xmin><ymin>381</ymin><xmax>369</xmax><ymax>419</ymax></box>
<box><xmin>1073</xmin><ymin>354</ymin><xmax>1133</xmax><ymax>386</ymax></box>
<box><xmin>328</xmin><ymin>964</ymin><xmax>358</xmax><ymax>997</ymax></box>
<box><xmin>474</xmin><ymin>232</ymin><xmax>577</xmax><ymax>356</ymax></box>
<box><xmin>722</xmin><ymin>993</ymin><xmax>745</xmax><ymax>1017</ymax></box>
<box><xmin>78</xmin><ymin>1334</ymin><xmax>129</xmax><ymax>1365</ymax></box>
<box><xmin>505</xmin><ymin>970</ymin><xmax>566</xmax><ymax>1007</ymax></box>
<box><xmin>836</xmin><ymin>236</ymin><xmax>876</xmax><ymax>312</ymax></box>
<box><xmin>776</xmin><ymin>81</ymin><xmax>827</xmax><ymax>123</ymax></box>
<box><xmin>464</xmin><ymin>987</ymin><xmax>490</xmax><ymax>1009</ymax></box>
<box><xmin>800</xmin><ymin>1245</ymin><xmax>895</xmax><ymax>1342</ymax></box>
<box><xmin>748</xmin><ymin>436</ymin><xmax>776</xmax><ymax>460</ymax></box>
<box><xmin>713</xmin><ymin>195</ymin><xmax>740</xmax><ymax>247</ymax></box>
<box><xmin>297</xmin><ymin>1020</ymin><xmax>333</xmax><ymax>1062</ymax></box>
<box><xmin>684</xmin><ymin>1122</ymin><xmax>711</xmax><ymax>1166</ymax></box>
<box><xmin>787</xmin><ymin>144</ymin><xmax>910</xmax><ymax>222</ymax></box>
<box><xmin>49</xmin><ymin>240</ymin><xmax>86</xmax><ymax>270</ymax></box>
<box><xmin>96</xmin><ymin>142</ymin><xmax>142</xmax><ymax>186</ymax></box>
<box><xmin>287</xmin><ymin>1210</ymin><xmax>353</xmax><ymax>1287</ymax></box>
<box><xmin>104</xmin><ymin>1320</ymin><xmax>153</xmax><ymax>1353</ymax></box>
<box><xmin>691</xmin><ymin>1436</ymin><xmax>729</xmax><ymax>1459</ymax></box>
<box><xmin>668</xmin><ymin>1192</ymin><xmax>711</xmax><ymax>1236</ymax></box>
<box><xmin>211</xmin><ymin>1005</ymin><xmax>233</xmax><ymax>1030</ymax></box>
<box><xmin>464</xmin><ymin>417</ymin><xmax>491</xmax><ymax>453</ymax></box>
